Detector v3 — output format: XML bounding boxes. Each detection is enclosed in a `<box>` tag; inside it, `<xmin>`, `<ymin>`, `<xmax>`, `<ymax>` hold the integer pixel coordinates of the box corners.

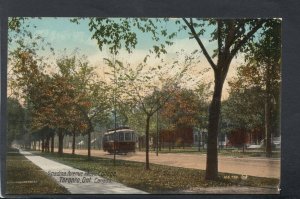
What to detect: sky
<box><xmin>8</xmin><ymin>17</ymin><xmax>246</xmax><ymax>100</ymax></box>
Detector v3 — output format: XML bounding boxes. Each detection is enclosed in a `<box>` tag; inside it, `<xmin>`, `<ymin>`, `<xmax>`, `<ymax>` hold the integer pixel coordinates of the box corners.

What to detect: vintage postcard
<box><xmin>5</xmin><ymin>17</ymin><xmax>281</xmax><ymax>195</ymax></box>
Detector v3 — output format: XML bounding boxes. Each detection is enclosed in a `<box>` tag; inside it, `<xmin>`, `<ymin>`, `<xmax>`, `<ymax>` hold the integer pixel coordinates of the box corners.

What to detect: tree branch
<box><xmin>230</xmin><ymin>20</ymin><xmax>265</xmax><ymax>58</ymax></box>
<box><xmin>132</xmin><ymin>85</ymin><xmax>148</xmax><ymax>114</ymax></box>
<box><xmin>151</xmin><ymin>87</ymin><xmax>174</xmax><ymax>115</ymax></box>
<box><xmin>74</xmin><ymin>103</ymin><xmax>93</xmax><ymax>132</ymax></box>
<box><xmin>224</xmin><ymin>20</ymin><xmax>236</xmax><ymax>51</ymax></box>
<box><xmin>90</xmin><ymin>107</ymin><xmax>105</xmax><ymax>120</ymax></box>
<box><xmin>217</xmin><ymin>20</ymin><xmax>223</xmax><ymax>56</ymax></box>
<box><xmin>182</xmin><ymin>18</ymin><xmax>217</xmax><ymax>70</ymax></box>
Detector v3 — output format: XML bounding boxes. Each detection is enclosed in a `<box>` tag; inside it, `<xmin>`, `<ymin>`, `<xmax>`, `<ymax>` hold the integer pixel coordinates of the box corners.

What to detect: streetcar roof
<box><xmin>104</xmin><ymin>129</ymin><xmax>134</xmax><ymax>135</ymax></box>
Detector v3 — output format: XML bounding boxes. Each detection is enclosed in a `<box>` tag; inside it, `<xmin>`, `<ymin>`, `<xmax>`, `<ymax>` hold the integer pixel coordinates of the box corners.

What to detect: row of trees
<box><xmin>9</xmin><ymin>49</ymin><xmax>112</xmax><ymax>158</ymax></box>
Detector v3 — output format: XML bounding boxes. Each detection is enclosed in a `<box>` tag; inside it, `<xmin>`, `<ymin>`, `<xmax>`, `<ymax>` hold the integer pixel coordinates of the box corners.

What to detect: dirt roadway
<box><xmin>60</xmin><ymin>149</ymin><xmax>280</xmax><ymax>179</ymax></box>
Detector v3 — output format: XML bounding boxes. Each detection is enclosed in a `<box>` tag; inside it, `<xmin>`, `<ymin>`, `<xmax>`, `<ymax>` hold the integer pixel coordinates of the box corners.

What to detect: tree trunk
<box><xmin>93</xmin><ymin>132</ymin><xmax>96</xmax><ymax>149</ymax></box>
<box><xmin>198</xmin><ymin>132</ymin><xmax>201</xmax><ymax>152</ymax></box>
<box><xmin>159</xmin><ymin>138</ymin><xmax>161</xmax><ymax>151</ymax></box>
<box><xmin>168</xmin><ymin>132</ymin><xmax>171</xmax><ymax>152</ymax></box>
<box><xmin>145</xmin><ymin>115</ymin><xmax>151</xmax><ymax>170</ymax></box>
<box><xmin>172</xmin><ymin>133</ymin><xmax>175</xmax><ymax>149</ymax></box>
<box><xmin>41</xmin><ymin>139</ymin><xmax>44</xmax><ymax>152</ymax></box>
<box><xmin>265</xmin><ymin>100</ymin><xmax>272</xmax><ymax>157</ymax></box>
<box><xmin>72</xmin><ymin>132</ymin><xmax>76</xmax><ymax>155</ymax></box>
<box><xmin>205</xmin><ymin>70</ymin><xmax>224</xmax><ymax>181</ymax></box>
<box><xmin>51</xmin><ymin>134</ymin><xmax>54</xmax><ymax>153</ymax></box>
<box><xmin>202</xmin><ymin>133</ymin><xmax>205</xmax><ymax>150</ymax></box>
<box><xmin>139</xmin><ymin>138</ymin><xmax>141</xmax><ymax>151</ymax></box>
<box><xmin>44</xmin><ymin>138</ymin><xmax>47</xmax><ymax>152</ymax></box>
<box><xmin>58</xmin><ymin>129</ymin><xmax>64</xmax><ymax>155</ymax></box>
<box><xmin>88</xmin><ymin>130</ymin><xmax>91</xmax><ymax>159</ymax></box>
<box><xmin>265</xmin><ymin>64</ymin><xmax>272</xmax><ymax>157</ymax></box>
<box><xmin>46</xmin><ymin>136</ymin><xmax>50</xmax><ymax>152</ymax></box>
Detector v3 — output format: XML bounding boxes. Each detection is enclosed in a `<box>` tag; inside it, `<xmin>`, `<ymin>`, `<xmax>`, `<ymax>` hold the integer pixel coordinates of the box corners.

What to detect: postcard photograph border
<box><xmin>1</xmin><ymin>0</ymin><xmax>300</xmax><ymax>198</ymax></box>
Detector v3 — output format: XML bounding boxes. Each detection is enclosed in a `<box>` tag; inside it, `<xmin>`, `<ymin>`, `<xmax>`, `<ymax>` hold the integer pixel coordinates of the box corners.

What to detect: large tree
<box><xmin>182</xmin><ymin>19</ymin><xmax>268</xmax><ymax>179</ymax></box>
<box><xmin>53</xmin><ymin>55</ymin><xmax>111</xmax><ymax>158</ymax></box>
<box><xmin>120</xmin><ymin>62</ymin><xmax>185</xmax><ymax>169</ymax></box>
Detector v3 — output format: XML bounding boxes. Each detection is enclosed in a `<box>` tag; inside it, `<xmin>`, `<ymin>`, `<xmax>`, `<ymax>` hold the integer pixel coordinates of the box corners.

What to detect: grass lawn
<box><xmin>6</xmin><ymin>148</ymin><xmax>69</xmax><ymax>195</ymax></box>
<box><xmin>35</xmin><ymin>151</ymin><xmax>279</xmax><ymax>194</ymax></box>
<box><xmin>145</xmin><ymin>147</ymin><xmax>281</xmax><ymax>158</ymax></box>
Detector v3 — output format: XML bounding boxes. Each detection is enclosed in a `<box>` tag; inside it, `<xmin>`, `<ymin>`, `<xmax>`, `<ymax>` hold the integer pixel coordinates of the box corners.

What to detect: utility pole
<box><xmin>113</xmin><ymin>55</ymin><xmax>117</xmax><ymax>166</ymax></box>
<box><xmin>198</xmin><ymin>130</ymin><xmax>201</xmax><ymax>152</ymax></box>
<box><xmin>93</xmin><ymin>131</ymin><xmax>96</xmax><ymax>149</ymax></box>
<box><xmin>156</xmin><ymin>109</ymin><xmax>159</xmax><ymax>156</ymax></box>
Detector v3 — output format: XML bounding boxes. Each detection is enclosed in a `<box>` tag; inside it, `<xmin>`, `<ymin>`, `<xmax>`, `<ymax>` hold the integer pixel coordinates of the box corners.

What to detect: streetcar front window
<box><xmin>110</xmin><ymin>134</ymin><xmax>115</xmax><ymax>141</ymax></box>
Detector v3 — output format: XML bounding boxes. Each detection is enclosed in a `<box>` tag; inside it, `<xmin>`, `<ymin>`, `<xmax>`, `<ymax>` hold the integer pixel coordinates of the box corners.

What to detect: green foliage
<box><xmin>8</xmin><ymin>17</ymin><xmax>53</xmax><ymax>55</ymax></box>
<box><xmin>73</xmin><ymin>18</ymin><xmax>180</xmax><ymax>57</ymax></box>
<box><xmin>7</xmin><ymin>98</ymin><xmax>25</xmax><ymax>145</ymax></box>
<box><xmin>224</xmin><ymin>19</ymin><xmax>281</xmax><ymax>135</ymax></box>
<box><xmin>222</xmin><ymin>87</ymin><xmax>265</xmax><ymax>131</ymax></box>
<box><xmin>8</xmin><ymin>17</ymin><xmax>27</xmax><ymax>32</ymax></box>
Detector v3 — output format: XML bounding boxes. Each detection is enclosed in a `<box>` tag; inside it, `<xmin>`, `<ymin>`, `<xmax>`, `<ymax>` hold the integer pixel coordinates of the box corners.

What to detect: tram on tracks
<box><xmin>102</xmin><ymin>127</ymin><xmax>136</xmax><ymax>154</ymax></box>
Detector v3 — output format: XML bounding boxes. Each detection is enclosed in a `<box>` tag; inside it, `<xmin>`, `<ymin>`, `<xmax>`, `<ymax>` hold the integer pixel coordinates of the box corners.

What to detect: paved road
<box><xmin>61</xmin><ymin>149</ymin><xmax>280</xmax><ymax>179</ymax></box>
<box><xmin>19</xmin><ymin>149</ymin><xmax>147</xmax><ymax>194</ymax></box>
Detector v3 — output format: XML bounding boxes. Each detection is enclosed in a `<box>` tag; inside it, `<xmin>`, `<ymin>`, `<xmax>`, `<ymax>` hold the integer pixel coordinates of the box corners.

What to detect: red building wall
<box><xmin>159</xmin><ymin>127</ymin><xmax>194</xmax><ymax>147</ymax></box>
<box><xmin>227</xmin><ymin>128</ymin><xmax>264</xmax><ymax>147</ymax></box>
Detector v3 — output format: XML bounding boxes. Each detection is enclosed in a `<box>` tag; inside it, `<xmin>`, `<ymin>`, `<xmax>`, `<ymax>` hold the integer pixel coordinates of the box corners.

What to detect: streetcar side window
<box><xmin>125</xmin><ymin>132</ymin><xmax>131</xmax><ymax>141</ymax></box>
<box><xmin>119</xmin><ymin>132</ymin><xmax>124</xmax><ymax>141</ymax></box>
<box><xmin>104</xmin><ymin>130</ymin><xmax>136</xmax><ymax>142</ymax></box>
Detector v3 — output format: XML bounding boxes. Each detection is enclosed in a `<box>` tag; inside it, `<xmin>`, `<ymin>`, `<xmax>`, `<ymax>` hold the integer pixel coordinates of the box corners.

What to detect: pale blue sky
<box><xmin>22</xmin><ymin>17</ymin><xmax>215</xmax><ymax>55</ymax></box>
<box><xmin>9</xmin><ymin>17</ymin><xmax>245</xmax><ymax>99</ymax></box>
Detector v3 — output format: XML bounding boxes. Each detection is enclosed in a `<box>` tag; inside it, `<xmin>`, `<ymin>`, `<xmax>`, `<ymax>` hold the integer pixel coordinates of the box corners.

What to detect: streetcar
<box><xmin>102</xmin><ymin>127</ymin><xmax>137</xmax><ymax>154</ymax></box>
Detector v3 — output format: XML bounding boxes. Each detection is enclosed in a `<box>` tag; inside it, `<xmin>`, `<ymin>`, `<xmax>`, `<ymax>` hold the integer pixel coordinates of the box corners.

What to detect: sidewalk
<box><xmin>18</xmin><ymin>149</ymin><xmax>147</xmax><ymax>194</ymax></box>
